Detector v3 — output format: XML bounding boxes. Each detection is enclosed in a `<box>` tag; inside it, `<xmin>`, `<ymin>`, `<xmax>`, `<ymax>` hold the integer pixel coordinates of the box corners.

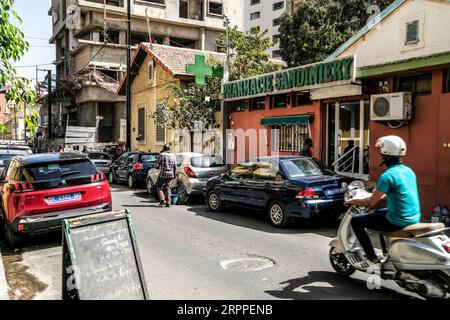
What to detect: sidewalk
<box><xmin>0</xmin><ymin>250</ymin><xmax>9</xmax><ymax>300</ymax></box>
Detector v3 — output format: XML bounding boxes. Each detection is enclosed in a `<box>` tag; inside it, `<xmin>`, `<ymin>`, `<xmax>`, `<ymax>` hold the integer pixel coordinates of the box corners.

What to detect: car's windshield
<box><xmin>88</xmin><ymin>153</ymin><xmax>112</xmax><ymax>160</ymax></box>
<box><xmin>20</xmin><ymin>160</ymin><xmax>98</xmax><ymax>181</ymax></box>
<box><xmin>139</xmin><ymin>154</ymin><xmax>158</xmax><ymax>163</ymax></box>
<box><xmin>0</xmin><ymin>154</ymin><xmax>14</xmax><ymax>167</ymax></box>
<box><xmin>282</xmin><ymin>158</ymin><xmax>331</xmax><ymax>178</ymax></box>
<box><xmin>191</xmin><ymin>156</ymin><xmax>225</xmax><ymax>168</ymax></box>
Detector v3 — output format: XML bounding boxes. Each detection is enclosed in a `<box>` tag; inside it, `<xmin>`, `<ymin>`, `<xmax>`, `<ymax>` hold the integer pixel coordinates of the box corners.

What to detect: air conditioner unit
<box><xmin>370</xmin><ymin>92</ymin><xmax>412</xmax><ymax>121</ymax></box>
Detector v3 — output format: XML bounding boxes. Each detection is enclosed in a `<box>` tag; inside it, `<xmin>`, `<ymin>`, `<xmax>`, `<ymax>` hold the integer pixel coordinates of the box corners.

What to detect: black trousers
<box><xmin>351</xmin><ymin>209</ymin><xmax>403</xmax><ymax>261</ymax></box>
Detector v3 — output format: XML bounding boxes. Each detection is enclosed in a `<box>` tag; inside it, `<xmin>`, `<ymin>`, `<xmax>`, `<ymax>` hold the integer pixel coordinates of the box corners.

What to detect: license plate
<box><xmin>325</xmin><ymin>188</ymin><xmax>344</xmax><ymax>196</ymax></box>
<box><xmin>48</xmin><ymin>193</ymin><xmax>81</xmax><ymax>204</ymax></box>
<box><xmin>96</xmin><ymin>163</ymin><xmax>107</xmax><ymax>167</ymax></box>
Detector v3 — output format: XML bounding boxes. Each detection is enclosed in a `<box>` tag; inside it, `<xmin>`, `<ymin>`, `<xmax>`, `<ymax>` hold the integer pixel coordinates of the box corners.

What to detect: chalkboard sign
<box><xmin>62</xmin><ymin>210</ymin><xmax>149</xmax><ymax>300</ymax></box>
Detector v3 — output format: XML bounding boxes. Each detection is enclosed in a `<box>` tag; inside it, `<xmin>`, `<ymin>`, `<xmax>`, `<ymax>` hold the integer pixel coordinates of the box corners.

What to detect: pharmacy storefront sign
<box><xmin>223</xmin><ymin>56</ymin><xmax>356</xmax><ymax>101</ymax></box>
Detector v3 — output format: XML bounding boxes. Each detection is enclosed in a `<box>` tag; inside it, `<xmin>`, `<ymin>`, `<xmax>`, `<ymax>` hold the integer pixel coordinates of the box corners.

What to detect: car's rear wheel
<box><xmin>3</xmin><ymin>219</ymin><xmax>22</xmax><ymax>247</ymax></box>
<box><xmin>108</xmin><ymin>170</ymin><xmax>116</xmax><ymax>184</ymax></box>
<box><xmin>127</xmin><ymin>174</ymin><xmax>136</xmax><ymax>189</ymax></box>
<box><xmin>207</xmin><ymin>191</ymin><xmax>222</xmax><ymax>212</ymax></box>
<box><xmin>268</xmin><ymin>201</ymin><xmax>288</xmax><ymax>228</ymax></box>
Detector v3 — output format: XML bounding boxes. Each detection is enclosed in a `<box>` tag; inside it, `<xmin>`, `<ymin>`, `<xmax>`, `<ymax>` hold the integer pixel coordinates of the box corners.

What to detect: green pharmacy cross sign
<box><xmin>186</xmin><ymin>54</ymin><xmax>223</xmax><ymax>86</ymax></box>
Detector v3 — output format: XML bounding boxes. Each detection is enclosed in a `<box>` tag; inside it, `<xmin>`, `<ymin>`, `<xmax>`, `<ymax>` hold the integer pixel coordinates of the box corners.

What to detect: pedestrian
<box><xmin>155</xmin><ymin>144</ymin><xmax>177</xmax><ymax>208</ymax></box>
<box><xmin>82</xmin><ymin>145</ymin><xmax>88</xmax><ymax>154</ymax></box>
<box><xmin>58</xmin><ymin>145</ymin><xmax>63</xmax><ymax>152</ymax></box>
<box><xmin>115</xmin><ymin>141</ymin><xmax>124</xmax><ymax>160</ymax></box>
<box><xmin>301</xmin><ymin>138</ymin><xmax>313</xmax><ymax>157</ymax></box>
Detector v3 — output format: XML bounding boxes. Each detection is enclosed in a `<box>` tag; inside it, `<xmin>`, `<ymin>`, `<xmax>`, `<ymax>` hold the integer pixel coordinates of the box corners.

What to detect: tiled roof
<box><xmin>118</xmin><ymin>43</ymin><xmax>287</xmax><ymax>95</ymax></box>
<box><xmin>141</xmin><ymin>43</ymin><xmax>226</xmax><ymax>76</ymax></box>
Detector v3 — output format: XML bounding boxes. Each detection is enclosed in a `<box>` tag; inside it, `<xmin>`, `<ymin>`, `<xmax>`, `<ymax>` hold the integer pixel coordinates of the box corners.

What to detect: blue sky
<box><xmin>12</xmin><ymin>0</ymin><xmax>56</xmax><ymax>83</ymax></box>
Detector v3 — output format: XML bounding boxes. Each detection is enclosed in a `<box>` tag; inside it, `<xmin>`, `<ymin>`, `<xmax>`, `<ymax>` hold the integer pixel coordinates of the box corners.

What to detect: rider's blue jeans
<box><xmin>351</xmin><ymin>209</ymin><xmax>403</xmax><ymax>261</ymax></box>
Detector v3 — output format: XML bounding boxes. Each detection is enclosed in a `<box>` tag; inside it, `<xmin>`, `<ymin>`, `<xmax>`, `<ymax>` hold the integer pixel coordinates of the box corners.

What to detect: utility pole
<box><xmin>47</xmin><ymin>70</ymin><xmax>52</xmax><ymax>141</ymax></box>
<box><xmin>126</xmin><ymin>0</ymin><xmax>131</xmax><ymax>151</ymax></box>
<box><xmin>222</xmin><ymin>15</ymin><xmax>231</xmax><ymax>163</ymax></box>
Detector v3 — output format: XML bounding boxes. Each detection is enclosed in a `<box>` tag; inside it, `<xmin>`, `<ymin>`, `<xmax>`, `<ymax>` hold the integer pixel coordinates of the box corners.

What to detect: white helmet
<box><xmin>375</xmin><ymin>135</ymin><xmax>407</xmax><ymax>157</ymax></box>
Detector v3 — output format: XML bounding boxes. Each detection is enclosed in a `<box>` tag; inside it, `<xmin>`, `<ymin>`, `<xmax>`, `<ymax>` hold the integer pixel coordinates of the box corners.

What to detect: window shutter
<box><xmin>156</xmin><ymin>125</ymin><xmax>166</xmax><ymax>143</ymax></box>
<box><xmin>138</xmin><ymin>107</ymin><xmax>145</xmax><ymax>139</ymax></box>
<box><xmin>405</xmin><ymin>20</ymin><xmax>419</xmax><ymax>44</ymax></box>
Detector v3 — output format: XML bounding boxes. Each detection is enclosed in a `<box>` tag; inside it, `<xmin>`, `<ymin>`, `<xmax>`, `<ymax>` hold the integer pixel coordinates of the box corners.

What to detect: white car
<box><xmin>146</xmin><ymin>152</ymin><xmax>228</xmax><ymax>204</ymax></box>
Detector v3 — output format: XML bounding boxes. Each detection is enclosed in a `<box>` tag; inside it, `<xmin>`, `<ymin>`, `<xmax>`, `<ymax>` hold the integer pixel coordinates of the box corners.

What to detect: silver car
<box><xmin>0</xmin><ymin>147</ymin><xmax>33</xmax><ymax>177</ymax></box>
<box><xmin>146</xmin><ymin>153</ymin><xmax>228</xmax><ymax>204</ymax></box>
<box><xmin>87</xmin><ymin>151</ymin><xmax>113</xmax><ymax>174</ymax></box>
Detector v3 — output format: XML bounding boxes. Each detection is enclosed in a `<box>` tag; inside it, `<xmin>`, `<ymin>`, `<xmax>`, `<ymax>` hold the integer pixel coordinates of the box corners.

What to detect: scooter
<box><xmin>329</xmin><ymin>181</ymin><xmax>450</xmax><ymax>299</ymax></box>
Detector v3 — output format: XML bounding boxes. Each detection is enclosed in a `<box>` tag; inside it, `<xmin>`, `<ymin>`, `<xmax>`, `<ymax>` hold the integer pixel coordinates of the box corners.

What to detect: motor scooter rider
<box><xmin>344</xmin><ymin>135</ymin><xmax>422</xmax><ymax>265</ymax></box>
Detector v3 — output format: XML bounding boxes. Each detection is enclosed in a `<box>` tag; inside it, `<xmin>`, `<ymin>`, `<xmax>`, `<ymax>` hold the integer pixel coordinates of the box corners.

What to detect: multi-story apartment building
<box><xmin>48</xmin><ymin>0</ymin><xmax>244</xmax><ymax>143</ymax></box>
<box><xmin>244</xmin><ymin>0</ymin><xmax>297</xmax><ymax>59</ymax></box>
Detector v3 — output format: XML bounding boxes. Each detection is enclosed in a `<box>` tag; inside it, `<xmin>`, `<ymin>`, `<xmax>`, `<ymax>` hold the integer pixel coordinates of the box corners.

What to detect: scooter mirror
<box><xmin>341</xmin><ymin>182</ymin><xmax>348</xmax><ymax>190</ymax></box>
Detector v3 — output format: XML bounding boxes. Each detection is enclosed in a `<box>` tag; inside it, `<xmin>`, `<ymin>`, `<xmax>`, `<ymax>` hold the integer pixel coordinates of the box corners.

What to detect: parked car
<box><xmin>0</xmin><ymin>144</ymin><xmax>33</xmax><ymax>155</ymax></box>
<box><xmin>204</xmin><ymin>156</ymin><xmax>351</xmax><ymax>228</ymax></box>
<box><xmin>146</xmin><ymin>153</ymin><xmax>228</xmax><ymax>204</ymax></box>
<box><xmin>108</xmin><ymin>152</ymin><xmax>159</xmax><ymax>188</ymax></box>
<box><xmin>0</xmin><ymin>153</ymin><xmax>112</xmax><ymax>245</ymax></box>
<box><xmin>0</xmin><ymin>146</ymin><xmax>34</xmax><ymax>177</ymax></box>
<box><xmin>87</xmin><ymin>151</ymin><xmax>113</xmax><ymax>174</ymax></box>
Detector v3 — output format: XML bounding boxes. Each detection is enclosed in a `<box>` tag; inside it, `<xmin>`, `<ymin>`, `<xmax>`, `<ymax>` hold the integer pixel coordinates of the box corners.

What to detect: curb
<box><xmin>0</xmin><ymin>250</ymin><xmax>8</xmax><ymax>300</ymax></box>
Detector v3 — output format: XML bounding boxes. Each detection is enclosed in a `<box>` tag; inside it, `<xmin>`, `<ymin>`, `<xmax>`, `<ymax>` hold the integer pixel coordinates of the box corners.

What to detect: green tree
<box><xmin>278</xmin><ymin>0</ymin><xmax>393</xmax><ymax>66</ymax></box>
<box><xmin>152</xmin><ymin>78</ymin><xmax>222</xmax><ymax>132</ymax></box>
<box><xmin>217</xmin><ymin>26</ymin><xmax>280</xmax><ymax>81</ymax></box>
<box><xmin>0</xmin><ymin>0</ymin><xmax>37</xmax><ymax>137</ymax></box>
<box><xmin>152</xmin><ymin>26</ymin><xmax>280</xmax><ymax>136</ymax></box>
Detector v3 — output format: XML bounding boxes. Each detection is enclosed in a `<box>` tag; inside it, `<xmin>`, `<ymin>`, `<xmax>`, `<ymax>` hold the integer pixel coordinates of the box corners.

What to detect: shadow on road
<box><xmin>1</xmin><ymin>231</ymin><xmax>61</xmax><ymax>254</ymax></box>
<box><xmin>265</xmin><ymin>271</ymin><xmax>414</xmax><ymax>300</ymax></box>
<box><xmin>187</xmin><ymin>205</ymin><xmax>339</xmax><ymax>237</ymax></box>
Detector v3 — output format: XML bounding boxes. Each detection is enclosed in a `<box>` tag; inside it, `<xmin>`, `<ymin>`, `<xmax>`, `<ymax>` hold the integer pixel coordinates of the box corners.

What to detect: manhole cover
<box><xmin>220</xmin><ymin>256</ymin><xmax>275</xmax><ymax>272</ymax></box>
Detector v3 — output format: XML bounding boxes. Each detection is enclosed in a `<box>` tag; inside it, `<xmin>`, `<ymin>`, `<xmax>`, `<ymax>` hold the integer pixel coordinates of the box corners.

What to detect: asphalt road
<box><xmin>111</xmin><ymin>185</ymin><xmax>415</xmax><ymax>300</ymax></box>
<box><xmin>1</xmin><ymin>184</ymin><xmax>419</xmax><ymax>300</ymax></box>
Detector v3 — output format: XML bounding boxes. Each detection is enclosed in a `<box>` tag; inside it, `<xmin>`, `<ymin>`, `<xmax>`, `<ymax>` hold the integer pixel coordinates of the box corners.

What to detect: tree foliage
<box><xmin>217</xmin><ymin>26</ymin><xmax>280</xmax><ymax>81</ymax></box>
<box><xmin>278</xmin><ymin>0</ymin><xmax>393</xmax><ymax>66</ymax></box>
<box><xmin>152</xmin><ymin>27</ymin><xmax>280</xmax><ymax>132</ymax></box>
<box><xmin>0</xmin><ymin>0</ymin><xmax>37</xmax><ymax>137</ymax></box>
<box><xmin>152</xmin><ymin>78</ymin><xmax>222</xmax><ymax>131</ymax></box>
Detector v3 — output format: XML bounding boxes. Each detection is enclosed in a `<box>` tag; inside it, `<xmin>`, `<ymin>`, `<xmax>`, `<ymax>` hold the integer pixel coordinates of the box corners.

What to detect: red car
<box><xmin>0</xmin><ymin>153</ymin><xmax>112</xmax><ymax>245</ymax></box>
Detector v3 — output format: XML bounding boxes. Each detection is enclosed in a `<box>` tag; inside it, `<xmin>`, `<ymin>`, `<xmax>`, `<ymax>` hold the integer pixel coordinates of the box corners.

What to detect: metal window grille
<box><xmin>272</xmin><ymin>124</ymin><xmax>310</xmax><ymax>152</ymax></box>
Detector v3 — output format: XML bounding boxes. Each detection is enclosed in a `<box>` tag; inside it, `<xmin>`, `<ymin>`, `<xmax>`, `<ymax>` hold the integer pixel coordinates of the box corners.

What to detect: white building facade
<box><xmin>244</xmin><ymin>0</ymin><xmax>296</xmax><ymax>59</ymax></box>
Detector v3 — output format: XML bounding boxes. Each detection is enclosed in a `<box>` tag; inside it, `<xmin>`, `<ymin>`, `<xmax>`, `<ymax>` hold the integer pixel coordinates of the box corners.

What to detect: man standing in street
<box><xmin>155</xmin><ymin>144</ymin><xmax>177</xmax><ymax>208</ymax></box>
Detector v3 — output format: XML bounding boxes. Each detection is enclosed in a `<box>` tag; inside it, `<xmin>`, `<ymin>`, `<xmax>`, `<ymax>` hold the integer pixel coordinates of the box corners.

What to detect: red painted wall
<box><xmin>229</xmin><ymin>96</ymin><xmax>322</xmax><ymax>165</ymax></box>
<box><xmin>369</xmin><ymin>70</ymin><xmax>447</xmax><ymax>219</ymax></box>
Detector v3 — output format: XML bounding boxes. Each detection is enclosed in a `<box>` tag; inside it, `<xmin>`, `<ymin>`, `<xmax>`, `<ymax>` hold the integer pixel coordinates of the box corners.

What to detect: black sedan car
<box><xmin>204</xmin><ymin>156</ymin><xmax>351</xmax><ymax>228</ymax></box>
<box><xmin>108</xmin><ymin>152</ymin><xmax>159</xmax><ymax>188</ymax></box>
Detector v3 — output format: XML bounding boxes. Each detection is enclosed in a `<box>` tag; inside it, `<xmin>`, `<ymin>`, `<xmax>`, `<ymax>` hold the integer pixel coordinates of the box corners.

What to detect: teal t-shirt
<box><xmin>376</xmin><ymin>164</ymin><xmax>421</xmax><ymax>227</ymax></box>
